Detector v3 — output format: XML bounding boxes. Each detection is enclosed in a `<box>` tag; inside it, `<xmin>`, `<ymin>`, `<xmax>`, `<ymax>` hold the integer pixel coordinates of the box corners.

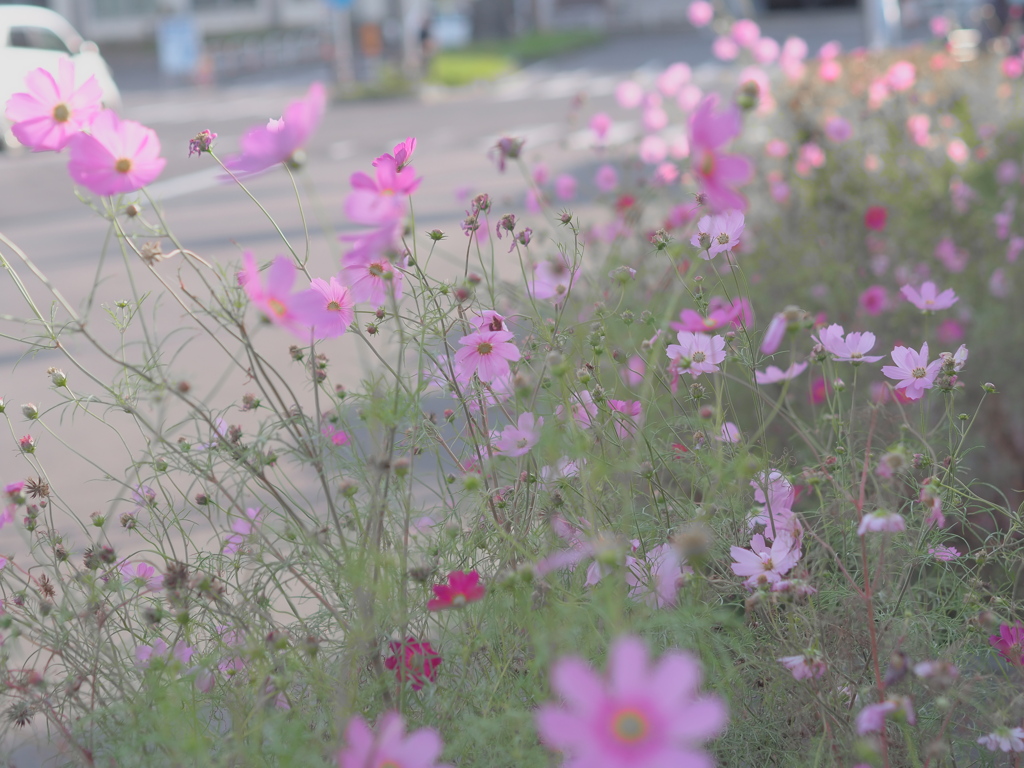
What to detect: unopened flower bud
<box><xmin>427</xmin><ymin>229</ymin><xmax>445</xmax><ymax>241</ymax></box>
<box><xmin>125</xmin><ymin>203</ymin><xmax>143</xmax><ymax>218</ymax></box>
<box><xmin>982</xmin><ymin>382</ymin><xmax>997</xmax><ymax>393</ymax></box>
<box><xmin>21</xmin><ymin>403</ymin><xmax>38</xmax><ymax>420</ymax></box>
<box><xmin>47</xmin><ymin>368</ymin><xmax>67</xmax><ymax>387</ymax></box>
<box><xmin>90</xmin><ymin>512</ymin><xmax>105</xmax><ymax>528</ymax></box>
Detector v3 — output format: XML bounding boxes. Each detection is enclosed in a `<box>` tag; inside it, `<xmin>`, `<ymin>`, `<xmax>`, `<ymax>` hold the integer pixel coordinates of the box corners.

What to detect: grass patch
<box><xmin>427</xmin><ymin>29</ymin><xmax>605</xmax><ymax>86</ymax></box>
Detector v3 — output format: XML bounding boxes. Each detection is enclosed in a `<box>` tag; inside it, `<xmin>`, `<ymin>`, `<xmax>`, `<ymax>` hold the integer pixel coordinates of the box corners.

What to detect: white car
<box><xmin>0</xmin><ymin>5</ymin><xmax>122</xmax><ymax>150</ymax></box>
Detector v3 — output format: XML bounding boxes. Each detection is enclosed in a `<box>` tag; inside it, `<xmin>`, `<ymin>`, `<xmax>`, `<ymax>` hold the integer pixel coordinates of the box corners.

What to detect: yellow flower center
<box><xmin>692</xmin><ymin>351</ymin><xmax>706</xmax><ymax>363</ymax></box>
<box><xmin>912</xmin><ymin>366</ymin><xmax>927</xmax><ymax>379</ymax></box>
<box><xmin>611</xmin><ymin>708</ymin><xmax>649</xmax><ymax>744</ymax></box>
<box><xmin>368</xmin><ymin>263</ymin><xmax>385</xmax><ymax>278</ymax></box>
<box><xmin>115</xmin><ymin>158</ymin><xmax>133</xmax><ymax>174</ymax></box>
<box><xmin>267</xmin><ymin>298</ymin><xmax>287</xmax><ymax>317</ymax></box>
<box><xmin>477</xmin><ymin>342</ymin><xmax>493</xmax><ymax>355</ymax></box>
<box><xmin>327</xmin><ymin>301</ymin><xmax>341</xmax><ymax>312</ymax></box>
<box><xmin>52</xmin><ymin>103</ymin><xmax>70</xmax><ymax>122</ymax></box>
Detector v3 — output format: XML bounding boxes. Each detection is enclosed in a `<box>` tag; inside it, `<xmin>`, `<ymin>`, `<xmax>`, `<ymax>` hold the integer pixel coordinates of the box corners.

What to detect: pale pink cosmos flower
<box><xmin>934</xmin><ymin>237</ymin><xmax>968</xmax><ymax>272</ymax></box>
<box><xmin>687</xmin><ymin>0</ymin><xmax>714</xmax><ymax>26</ymax></box>
<box><xmin>454</xmin><ymin>329</ymin><xmax>520</xmax><ymax>383</ymax></box>
<box><xmin>222</xmin><ymin>82</ymin><xmax>326</xmax><ymax>177</ymax></box>
<box><xmin>857</xmin><ymin>509</ymin><xmax>906</xmax><ymax>536</ymax></box>
<box><xmin>531</xmin><ymin>255</ymin><xmax>580</xmax><ymax>300</ymax></box>
<box><xmin>642</xmin><ymin>106</ymin><xmax>668</xmax><ymax>133</ymax></box>
<box><xmin>755</xmin><ymin>362</ymin><xmax>808</xmax><ymax>384</ymax></box>
<box><xmin>881</xmin><ymin>342</ymin><xmax>943</xmax><ymax>401</ymax></box>
<box><xmin>555</xmin><ymin>173</ymin><xmax>577</xmax><ymax>201</ymax></box>
<box><xmin>135</xmin><ymin>639</ymin><xmax>196</xmax><ymax>668</ymax></box>
<box><xmin>778</xmin><ymin>653</ymin><xmax>827</xmax><ymax>680</ymax></box>
<box><xmin>535</xmin><ymin>636</ymin><xmax>728</xmax><ymax>768</ymax></box>
<box><xmin>666</xmin><ymin>331</ymin><xmax>727</xmax><ymax>376</ymax></box>
<box><xmin>615</xmin><ymin>80</ymin><xmax>644</xmax><ymax>109</ymax></box>
<box><xmin>697</xmin><ymin>209</ymin><xmax>745</xmax><ymax>257</ymax></box>
<box><xmin>753</xmin><ymin>37</ymin><xmax>780</xmax><ymax>65</ymax></box>
<box><xmin>621</xmin><ymin>356</ymin><xmax>645</xmax><ymax>388</ymax></box>
<box><xmin>240</xmin><ymin>253</ymin><xmax>311</xmax><ymax>339</ymax></box>
<box><xmin>490</xmin><ymin>412</ymin><xmax>543</xmax><ymax>457</ymax></box>
<box><xmin>626</xmin><ymin>543</ymin><xmax>691</xmax><ymax>609</ymax></box>
<box><xmin>928</xmin><ymin>545</ymin><xmax>961</xmax><ymax>561</ymax></box>
<box><xmin>607</xmin><ymin>400</ymin><xmax>643</xmax><ymax>440</ymax></box>
<box><xmin>813</xmin><ymin>324</ymin><xmax>884</xmax><ymax>363</ymax></box>
<box><xmin>469</xmin><ymin>310</ymin><xmax>508</xmax><ymax>334</ymax></box>
<box><xmin>540</xmin><ymin>457</ymin><xmax>581</xmax><ymax>486</ymax></box>
<box><xmin>557</xmin><ymin>390</ymin><xmax>599</xmax><ymax>429</ymax></box>
<box><xmin>859</xmin><ymin>285</ymin><xmax>889</xmax><ymax>315</ymax></box>
<box><xmin>677</xmin><ymin>83</ymin><xmax>703</xmax><ymax>111</ymax></box>
<box><xmin>730</xmin><ymin>532</ymin><xmax>801</xmax><ymax>588</ymax></box>
<box><xmin>712</xmin><ymin>36</ymin><xmax>740</xmax><ymax>61</ymax></box>
<box><xmin>322</xmin><ymin>423</ymin><xmax>349</xmax><ymax>446</ymax></box>
<box><xmin>639</xmin><ymin>135</ymin><xmax>667</xmax><ymax>164</ymax></box>
<box><xmin>595</xmin><ymin>164</ymin><xmax>619</xmax><ymax>192</ymax></box>
<box><xmin>886</xmin><ymin>61</ymin><xmax>916</xmax><ymax>91</ymax></box>
<box><xmin>119</xmin><ymin>561</ymin><xmax>164</xmax><ymax>590</ymax></box>
<box><xmin>856</xmin><ymin>697</ymin><xmax>915</xmax><ymax>734</ymax></box>
<box><xmin>656</xmin><ymin>63</ymin><xmax>691</xmax><ymax>96</ymax></box>
<box><xmin>818</xmin><ymin>59</ymin><xmax>842</xmax><ymax>82</ymax></box>
<box><xmin>374</xmin><ymin>136</ymin><xmax>416</xmax><ymax>171</ymax></box>
<box><xmin>304</xmin><ymin>276</ymin><xmax>355</xmax><ymax>338</ymax></box>
<box><xmin>717</xmin><ymin>422</ymin><xmax>742</xmax><ymax>443</ymax></box>
<box><xmin>689</xmin><ymin>95</ymin><xmax>753</xmax><ymax>212</ymax></box>
<box><xmin>901</xmin><ymin>281</ymin><xmax>958</xmax><ymax>311</ymax></box>
<box><xmin>749</xmin><ymin>471</ymin><xmax>801</xmax><ymax>541</ymax></box>
<box><xmin>978</xmin><ymin>728</ymin><xmax>1024</xmax><ymax>753</ymax></box>
<box><xmin>731</xmin><ymin>19</ymin><xmax>760</xmax><ymax>46</ymax></box>
<box><xmin>5</xmin><ymin>58</ymin><xmax>103</xmax><ymax>152</ymax></box>
<box><xmin>345</xmin><ymin>153</ymin><xmax>420</xmax><ymax>223</ymax></box>
<box><xmin>223</xmin><ymin>507</ymin><xmax>262</xmax><ymax>555</ymax></box>
<box><xmin>760</xmin><ymin>312</ymin><xmax>787</xmax><ymax>355</ymax></box>
<box><xmin>67</xmin><ymin>111</ymin><xmax>166</xmax><ymax>195</ymax></box>
<box><xmin>946</xmin><ymin>138</ymin><xmax>970</xmax><ymax>165</ymax></box>
<box><xmin>0</xmin><ymin>505</ymin><xmax>15</xmax><ymax>530</ymax></box>
<box><xmin>339</xmin><ymin>712</ymin><xmax>453</xmax><ymax>768</ymax></box>
<box><xmin>590</xmin><ymin>112</ymin><xmax>612</xmax><ymax>141</ymax></box>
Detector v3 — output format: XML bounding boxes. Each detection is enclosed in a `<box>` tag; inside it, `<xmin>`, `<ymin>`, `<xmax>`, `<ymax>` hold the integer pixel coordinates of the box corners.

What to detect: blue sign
<box><xmin>156</xmin><ymin>14</ymin><xmax>200</xmax><ymax>77</ymax></box>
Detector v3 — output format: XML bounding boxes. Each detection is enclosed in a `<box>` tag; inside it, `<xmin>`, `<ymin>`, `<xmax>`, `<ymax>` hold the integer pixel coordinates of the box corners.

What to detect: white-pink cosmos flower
<box><xmin>881</xmin><ymin>342</ymin><xmax>943</xmax><ymax>400</ymax></box>
<box><xmin>666</xmin><ymin>331</ymin><xmax>726</xmax><ymax>376</ymax></box>
<box><xmin>900</xmin><ymin>281</ymin><xmax>958</xmax><ymax>311</ymax></box>
<box><xmin>5</xmin><ymin>58</ymin><xmax>103</xmax><ymax>151</ymax></box>
<box><xmin>626</xmin><ymin>543</ymin><xmax>692</xmax><ymax>609</ymax></box>
<box><xmin>978</xmin><ymin>727</ymin><xmax>1024</xmax><ymax>753</ymax></box>
<box><xmin>730</xmin><ymin>532</ymin><xmax>801</xmax><ymax>588</ymax></box>
<box><xmin>490</xmin><ymin>412</ymin><xmax>543</xmax><ymax>457</ymax></box>
<box><xmin>691</xmin><ymin>210</ymin><xmax>745</xmax><ymax>258</ymax></box>
<box><xmin>814</xmin><ymin>324</ymin><xmax>884</xmax><ymax>363</ymax></box>
<box><xmin>778</xmin><ymin>654</ymin><xmax>827</xmax><ymax>680</ymax></box>
<box><xmin>531</xmin><ymin>255</ymin><xmax>580</xmax><ymax>300</ymax></box>
<box><xmin>856</xmin><ymin>509</ymin><xmax>906</xmax><ymax>536</ymax></box>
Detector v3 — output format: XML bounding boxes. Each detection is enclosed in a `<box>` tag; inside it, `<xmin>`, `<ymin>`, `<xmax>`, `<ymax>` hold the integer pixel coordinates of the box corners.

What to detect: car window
<box><xmin>8</xmin><ymin>26</ymin><xmax>72</xmax><ymax>53</ymax></box>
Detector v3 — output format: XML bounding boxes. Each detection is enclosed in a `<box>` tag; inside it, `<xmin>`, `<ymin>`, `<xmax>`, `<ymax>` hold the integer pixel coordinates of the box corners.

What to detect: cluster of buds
<box><xmin>188</xmin><ymin>129</ymin><xmax>217</xmax><ymax>158</ymax></box>
<box><xmin>491</xmin><ymin>137</ymin><xmax>524</xmax><ymax>172</ymax></box>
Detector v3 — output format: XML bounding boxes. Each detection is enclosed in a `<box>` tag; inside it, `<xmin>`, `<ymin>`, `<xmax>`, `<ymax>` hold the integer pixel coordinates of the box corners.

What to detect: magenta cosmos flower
<box><xmin>666</xmin><ymin>331</ymin><xmax>727</xmax><ymax>376</ymax></box>
<box><xmin>900</xmin><ymin>281</ymin><xmax>958</xmax><ymax>311</ymax></box>
<box><xmin>427</xmin><ymin>570</ymin><xmax>485</xmax><ymax>611</ymax></box>
<box><xmin>989</xmin><ymin>623</ymin><xmax>1024</xmax><ymax>666</ymax></box>
<box><xmin>67</xmin><ymin>110</ymin><xmax>165</xmax><ymax>195</ymax></box>
<box><xmin>689</xmin><ymin>95</ymin><xmax>753</xmax><ymax>212</ymax></box>
<box><xmin>338</xmin><ymin>712</ymin><xmax>452</xmax><ymax>768</ymax></box>
<box><xmin>671</xmin><ymin>297</ymin><xmax>750</xmax><ymax>333</ymax></box>
<box><xmin>453</xmin><ymin>329</ymin><xmax>520</xmax><ymax>383</ymax></box>
<box><xmin>880</xmin><ymin>342</ymin><xmax>942</xmax><ymax>401</ymax></box>
<box><xmin>239</xmin><ymin>253</ymin><xmax>313</xmax><ymax>338</ymax></box>
<box><xmin>384</xmin><ymin>637</ymin><xmax>442</xmax><ymax>691</ymax></box>
<box><xmin>536</xmin><ymin>635</ymin><xmax>727</xmax><ymax>768</ymax></box>
<box><xmin>5</xmin><ymin>58</ymin><xmax>103</xmax><ymax>151</ymax></box>
<box><xmin>223</xmin><ymin>82</ymin><xmax>326</xmax><ymax>177</ymax></box>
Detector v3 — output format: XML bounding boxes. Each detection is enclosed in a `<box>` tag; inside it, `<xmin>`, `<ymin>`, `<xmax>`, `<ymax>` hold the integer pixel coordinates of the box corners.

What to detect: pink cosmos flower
<box><xmin>813</xmin><ymin>324</ymin><xmax>883</xmax><ymax>363</ymax></box>
<box><xmin>322</xmin><ymin>423</ymin><xmax>350</xmax><ymax>446</ymax></box>
<box><xmin>778</xmin><ymin>654</ymin><xmax>827</xmax><ymax>681</ymax></box>
<box><xmin>856</xmin><ymin>697</ymin><xmax>915</xmax><ymax>735</ymax></box>
<box><xmin>749</xmin><ymin>471</ymin><xmax>801</xmax><ymax>540</ymax></box>
<box><xmin>671</xmin><ymin>297</ymin><xmax>750</xmax><ymax>333</ymax></box>
<box><xmin>607</xmin><ymin>400</ymin><xmax>643</xmax><ymax>440</ymax></box>
<box><xmin>346</xmin><ymin>153</ymin><xmax>421</xmax><ymax>222</ymax></box>
<box><xmin>491</xmin><ymin>412</ymin><xmax>543</xmax><ymax>457</ymax></box>
<box><xmin>240</xmin><ymin>253</ymin><xmax>310</xmax><ymax>338</ymax></box>
<box><xmin>712</xmin><ymin>36</ymin><xmax>740</xmax><ymax>61</ymax></box>
<box><xmin>687</xmin><ymin>0</ymin><xmax>714</xmax><ymax>26</ymax></box>
<box><xmin>535</xmin><ymin>635</ymin><xmax>728</xmax><ymax>768</ymax></box>
<box><xmin>384</xmin><ymin>638</ymin><xmax>442</xmax><ymax>691</ymax></box>
<box><xmin>2</xmin><ymin>503</ymin><xmax>16</xmax><ymax>529</ymax></box>
<box><xmin>555</xmin><ymin>173</ymin><xmax>577</xmax><ymax>201</ymax></box>
<box><xmin>881</xmin><ymin>342</ymin><xmax>943</xmax><ymax>400</ymax></box>
<box><xmin>340</xmin><ymin>247</ymin><xmax>403</xmax><ymax>306</ymax></box>
<box><xmin>67</xmin><ymin>110</ymin><xmax>165</xmax><ymax>195</ymax></box>
<box><xmin>864</xmin><ymin>206</ymin><xmax>887</xmax><ymax>231</ymax></box>
<box><xmin>946</xmin><ymin>139</ymin><xmax>970</xmax><ymax>165</ymax></box>
<box><xmin>859</xmin><ymin>285</ymin><xmax>890</xmax><ymax>315</ymax></box>
<box><xmin>689</xmin><ymin>95</ymin><xmax>753</xmax><ymax>212</ymax></box>
<box><xmin>824</xmin><ymin>116</ymin><xmax>852</xmax><ymax>143</ymax></box>
<box><xmin>978</xmin><ymin>728</ymin><xmax>1024</xmax><ymax>753</ymax></box>
<box><xmin>595</xmin><ymin>164</ymin><xmax>619</xmax><ymax>192</ymax></box>
<box><xmin>427</xmin><ymin>570</ymin><xmax>485</xmax><ymax>610</ymax></box>
<box><xmin>760</xmin><ymin>312</ymin><xmax>787</xmax><ymax>355</ymax></box>
<box><xmin>540</xmin><ymin>457</ymin><xmax>582</xmax><ymax>486</ymax></box>
<box><xmin>590</xmin><ymin>112</ymin><xmax>612</xmax><ymax>141</ymax></box>
<box><xmin>639</xmin><ymin>134</ymin><xmax>667</xmax><ymax>164</ymax></box>
<box><xmin>222</xmin><ymin>82</ymin><xmax>326</xmax><ymax>177</ymax></box>
<box><xmin>5</xmin><ymin>58</ymin><xmax>103</xmax><ymax>152</ymax></box>
<box><xmin>453</xmin><ymin>329</ymin><xmax>520</xmax><ymax>383</ymax></box>
<box><xmin>558</xmin><ymin>390</ymin><xmax>599</xmax><ymax>429</ymax></box>
<box><xmin>135</xmin><ymin>639</ymin><xmax>196</xmax><ymax>668</ymax></box>
<box><xmin>223</xmin><ymin>507</ymin><xmax>261</xmax><ymax>555</ymax></box>
<box><xmin>730</xmin><ymin>533</ymin><xmax>801</xmax><ymax>588</ymax></box>
<box><xmin>375</xmin><ymin>137</ymin><xmax>416</xmax><ymax>171</ymax></box>
<box><xmin>731</xmin><ymin>19</ymin><xmax>760</xmax><ymax>47</ymax></box>
<box><xmin>928</xmin><ymin>545</ymin><xmax>961</xmax><ymax>561</ymax></box>
<box><xmin>119</xmin><ymin>561</ymin><xmax>164</xmax><ymax>590</ymax></box>
<box><xmin>753</xmin><ymin>37</ymin><xmax>780</xmax><ymax>65</ymax></box>
<box><xmin>989</xmin><ymin>623</ymin><xmax>1024</xmax><ymax>666</ymax></box>
<box><xmin>339</xmin><ymin>712</ymin><xmax>452</xmax><ymax>768</ymax></box>
<box><xmin>857</xmin><ymin>509</ymin><xmax>906</xmax><ymax>536</ymax></box>
<box><xmin>304</xmin><ymin>277</ymin><xmax>355</xmax><ymax>338</ymax></box>
<box><xmin>657</xmin><ymin>63</ymin><xmax>691</xmax><ymax>96</ymax></box>
<box><xmin>754</xmin><ymin>362</ymin><xmax>808</xmax><ymax>384</ymax></box>
<box><xmin>666</xmin><ymin>331</ymin><xmax>727</xmax><ymax>376</ymax></box>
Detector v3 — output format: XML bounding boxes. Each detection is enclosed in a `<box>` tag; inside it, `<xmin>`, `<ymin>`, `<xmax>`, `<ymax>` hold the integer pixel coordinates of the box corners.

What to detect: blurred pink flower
<box><xmin>240</xmin><ymin>253</ymin><xmax>310</xmax><ymax>338</ymax></box>
<box><xmin>657</xmin><ymin>63</ymin><xmax>691</xmax><ymax>96</ymax></box>
<box><xmin>936</xmin><ymin>318</ymin><xmax>964</xmax><ymax>344</ymax></box>
<box><xmin>1003</xmin><ymin>57</ymin><xmax>1024</xmax><ymax>79</ymax></box>
<box><xmin>753</xmin><ymin>37</ymin><xmax>780</xmax><ymax>64</ymax></box>
<box><xmin>824</xmin><ymin>116</ymin><xmax>852</xmax><ymax>142</ymax></box>
<box><xmin>689</xmin><ymin>96</ymin><xmax>752</xmax><ymax>212</ymax></box>
<box><xmin>558</xmin><ymin>389</ymin><xmax>599</xmax><ymax>429</ymax></box>
<box><xmin>760</xmin><ymin>312</ymin><xmax>787</xmax><ymax>355</ymax></box>
<box><xmin>639</xmin><ymin>135</ymin><xmax>667</xmax><ymax>164</ymax></box>
<box><xmin>428</xmin><ymin>570</ymin><xmax>485</xmax><ymax>610</ymax></box>
<box><xmin>946</xmin><ymin>138</ymin><xmax>970</xmax><ymax>165</ymax></box>
<box><xmin>535</xmin><ymin>636</ymin><xmax>727</xmax><ymax>768</ymax></box>
<box><xmin>990</xmin><ymin>623</ymin><xmax>1024</xmax><ymax>666</ymax></box>
<box><xmin>642</xmin><ymin>106</ymin><xmax>668</xmax><ymax>132</ymax></box>
<box><xmin>677</xmin><ymin>83</ymin><xmax>703</xmax><ymax>111</ymax></box>
<box><xmin>712</xmin><ymin>36</ymin><xmax>740</xmax><ymax>61</ymax></box>
<box><xmin>385</xmin><ymin>638</ymin><xmax>442</xmax><ymax>691</ymax></box>
<box><xmin>339</xmin><ymin>712</ymin><xmax>452</xmax><ymax>768</ymax></box>
<box><xmin>5</xmin><ymin>57</ymin><xmax>102</xmax><ymax>151</ymax></box>
<box><xmin>627</xmin><ymin>542</ymin><xmax>691</xmax><ymax>608</ymax></box>
<box><xmin>856</xmin><ymin>699</ymin><xmax>915</xmax><ymax>734</ymax></box>
<box><xmin>322</xmin><ymin>423</ymin><xmax>349</xmax><ymax>446</ymax></box>
<box><xmin>615</xmin><ymin>80</ymin><xmax>643</xmax><ymax>109</ymax></box>
<box><xmin>731</xmin><ymin>19</ymin><xmax>760</xmax><ymax>47</ymax></box>
<box><xmin>222</xmin><ymin>82</ymin><xmax>325</xmax><ymax>177</ymax></box>
<box><xmin>590</xmin><ymin>112</ymin><xmax>612</xmax><ymax>141</ymax></box>
<box><xmin>119</xmin><ymin>561</ymin><xmax>164</xmax><ymax>590</ymax></box>
<box><xmin>857</xmin><ymin>509</ymin><xmax>906</xmax><ymax>535</ymax></box>
<box><xmin>978</xmin><ymin>727</ymin><xmax>1024</xmax><ymax>753</ymax></box>
<box><xmin>886</xmin><ymin>60</ymin><xmax>916</xmax><ymax>91</ymax></box>
<box><xmin>928</xmin><ymin>545</ymin><xmax>961</xmax><ymax>561</ymax></box>
<box><xmin>818</xmin><ymin>59</ymin><xmax>842</xmax><ymax>82</ymax></box>
<box><xmin>687</xmin><ymin>0</ymin><xmax>715</xmax><ymax>26</ymax></box>
<box><xmin>671</xmin><ymin>297</ymin><xmax>749</xmax><ymax>333</ymax></box>
<box><xmin>595</xmin><ymin>164</ymin><xmax>619</xmax><ymax>192</ymax></box>
<box><xmin>778</xmin><ymin>654</ymin><xmax>826</xmax><ymax>680</ymax></box>
<box><xmin>607</xmin><ymin>399</ymin><xmax>643</xmax><ymax>440</ymax></box>
<box><xmin>901</xmin><ymin>281</ymin><xmax>958</xmax><ymax>311</ymax></box>
<box><xmin>491</xmin><ymin>412</ymin><xmax>543</xmax><ymax>457</ymax></box>
<box><xmin>555</xmin><ymin>173</ymin><xmax>577</xmax><ymax>201</ymax></box>
<box><xmin>934</xmin><ymin>237</ymin><xmax>968</xmax><ymax>272</ymax></box>
<box><xmin>304</xmin><ymin>276</ymin><xmax>355</xmax><ymax>338</ymax></box>
<box><xmin>67</xmin><ymin>111</ymin><xmax>165</xmax><ymax>195</ymax></box>
<box><xmin>814</xmin><ymin>324</ymin><xmax>883</xmax><ymax>363</ymax></box>
<box><xmin>341</xmin><ymin>247</ymin><xmax>403</xmax><ymax>306</ymax></box>
<box><xmin>754</xmin><ymin>362</ymin><xmax>807</xmax><ymax>384</ymax></box>
<box><xmin>990</xmin><ymin>268</ymin><xmax>1009</xmax><ymax>298</ymax></box>
<box><xmin>531</xmin><ymin>255</ymin><xmax>579</xmax><ymax>300</ymax></box>
<box><xmin>859</xmin><ymin>285</ymin><xmax>889</xmax><ymax>315</ymax></box>
<box><xmin>223</xmin><ymin>507</ymin><xmax>262</xmax><ymax>555</ymax></box>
